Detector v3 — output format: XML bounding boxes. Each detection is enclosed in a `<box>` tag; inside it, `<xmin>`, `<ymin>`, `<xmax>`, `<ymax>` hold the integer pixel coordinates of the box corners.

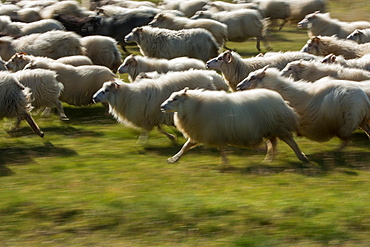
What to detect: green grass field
<box><xmin>1</xmin><ymin>1</ymin><xmax>370</xmax><ymax>246</ymax></box>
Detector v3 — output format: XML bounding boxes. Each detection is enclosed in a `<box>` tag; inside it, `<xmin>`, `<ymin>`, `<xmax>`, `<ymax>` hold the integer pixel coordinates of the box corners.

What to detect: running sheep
<box><xmin>124</xmin><ymin>26</ymin><xmax>219</xmax><ymax>62</ymax></box>
<box><xmin>206</xmin><ymin>50</ymin><xmax>319</xmax><ymax>91</ymax></box>
<box><xmin>92</xmin><ymin>69</ymin><xmax>228</xmax><ymax>144</ymax></box>
<box><xmin>301</xmin><ymin>36</ymin><xmax>370</xmax><ymax>59</ymax></box>
<box><xmin>5</xmin><ymin>53</ymin><xmax>116</xmax><ymax>106</ymax></box>
<box><xmin>118</xmin><ymin>55</ymin><xmax>206</xmax><ymax>82</ymax></box>
<box><xmin>0</xmin><ymin>71</ymin><xmax>44</xmax><ymax>137</ymax></box>
<box><xmin>158</xmin><ymin>0</ymin><xmax>209</xmax><ymax>18</ymax></box>
<box><xmin>298</xmin><ymin>11</ymin><xmax>370</xmax><ymax>39</ymax></box>
<box><xmin>80</xmin><ymin>35</ymin><xmax>122</xmax><ymax>73</ymax></box>
<box><xmin>237</xmin><ymin>66</ymin><xmax>370</xmax><ymax>148</ymax></box>
<box><xmin>321</xmin><ymin>53</ymin><xmax>370</xmax><ymax>71</ymax></box>
<box><xmin>347</xmin><ymin>29</ymin><xmax>370</xmax><ymax>44</ymax></box>
<box><xmin>0</xmin><ymin>15</ymin><xmax>65</xmax><ymax>36</ymax></box>
<box><xmin>160</xmin><ymin>88</ymin><xmax>309</xmax><ymax>164</ymax></box>
<box><xmin>288</xmin><ymin>0</ymin><xmax>327</xmax><ymax>24</ymax></box>
<box><xmin>56</xmin><ymin>55</ymin><xmax>94</xmax><ymax>67</ymax></box>
<box><xmin>148</xmin><ymin>12</ymin><xmax>228</xmax><ymax>47</ymax></box>
<box><xmin>191</xmin><ymin>9</ymin><xmax>270</xmax><ymax>51</ymax></box>
<box><xmin>12</xmin><ymin>69</ymin><xmax>68</xmax><ymax>121</ymax></box>
<box><xmin>0</xmin><ymin>30</ymin><xmax>84</xmax><ymax>61</ymax></box>
<box><xmin>281</xmin><ymin>60</ymin><xmax>370</xmax><ymax>82</ymax></box>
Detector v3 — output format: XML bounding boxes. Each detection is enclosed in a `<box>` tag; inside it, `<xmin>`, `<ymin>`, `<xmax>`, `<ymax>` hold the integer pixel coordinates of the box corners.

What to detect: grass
<box><xmin>1</xmin><ymin>0</ymin><xmax>370</xmax><ymax>246</ymax></box>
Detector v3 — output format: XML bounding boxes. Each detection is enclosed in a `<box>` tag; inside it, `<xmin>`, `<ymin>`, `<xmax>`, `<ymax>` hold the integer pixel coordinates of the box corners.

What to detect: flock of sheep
<box><xmin>1</xmin><ymin>0</ymin><xmax>370</xmax><ymax>165</ymax></box>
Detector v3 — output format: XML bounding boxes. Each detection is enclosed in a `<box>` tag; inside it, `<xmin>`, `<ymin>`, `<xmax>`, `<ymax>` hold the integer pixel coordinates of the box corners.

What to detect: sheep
<box><xmin>132</xmin><ymin>69</ymin><xmax>229</xmax><ymax>91</ymax></box>
<box><xmin>0</xmin><ymin>16</ymin><xmax>65</xmax><ymax>36</ymax></box>
<box><xmin>55</xmin><ymin>11</ymin><xmax>156</xmax><ymax>53</ymax></box>
<box><xmin>15</xmin><ymin>7</ymin><xmax>42</xmax><ymax>23</ymax></box>
<box><xmin>0</xmin><ymin>71</ymin><xmax>44</xmax><ymax>137</ymax></box>
<box><xmin>12</xmin><ymin>69</ymin><xmax>68</xmax><ymax>121</ymax></box>
<box><xmin>298</xmin><ymin>11</ymin><xmax>370</xmax><ymax>39</ymax></box>
<box><xmin>158</xmin><ymin>0</ymin><xmax>209</xmax><ymax>18</ymax></box>
<box><xmin>236</xmin><ymin>66</ymin><xmax>370</xmax><ymax>147</ymax></box>
<box><xmin>0</xmin><ymin>30</ymin><xmax>84</xmax><ymax>61</ymax></box>
<box><xmin>300</xmin><ymin>36</ymin><xmax>370</xmax><ymax>59</ymax></box>
<box><xmin>191</xmin><ymin>9</ymin><xmax>270</xmax><ymax>51</ymax></box>
<box><xmin>202</xmin><ymin>1</ymin><xmax>260</xmax><ymax>13</ymax></box>
<box><xmin>40</xmin><ymin>0</ymin><xmax>92</xmax><ymax>19</ymax></box>
<box><xmin>206</xmin><ymin>50</ymin><xmax>319</xmax><ymax>91</ymax></box>
<box><xmin>106</xmin><ymin>0</ymin><xmax>157</xmax><ymax>9</ymax></box>
<box><xmin>80</xmin><ymin>35</ymin><xmax>122</xmax><ymax>73</ymax></box>
<box><xmin>253</xmin><ymin>0</ymin><xmax>291</xmax><ymax>30</ymax></box>
<box><xmin>281</xmin><ymin>60</ymin><xmax>370</xmax><ymax>82</ymax></box>
<box><xmin>5</xmin><ymin>53</ymin><xmax>116</xmax><ymax>106</ymax></box>
<box><xmin>56</xmin><ymin>55</ymin><xmax>94</xmax><ymax>67</ymax></box>
<box><xmin>160</xmin><ymin>87</ymin><xmax>309</xmax><ymax>164</ymax></box>
<box><xmin>288</xmin><ymin>0</ymin><xmax>327</xmax><ymax>24</ymax></box>
<box><xmin>118</xmin><ymin>54</ymin><xmax>206</xmax><ymax>82</ymax></box>
<box><xmin>124</xmin><ymin>26</ymin><xmax>219</xmax><ymax>62</ymax></box>
<box><xmin>321</xmin><ymin>53</ymin><xmax>370</xmax><ymax>71</ymax></box>
<box><xmin>148</xmin><ymin>12</ymin><xmax>228</xmax><ymax>47</ymax></box>
<box><xmin>92</xmin><ymin>70</ymin><xmax>227</xmax><ymax>144</ymax></box>
<box><xmin>347</xmin><ymin>29</ymin><xmax>370</xmax><ymax>44</ymax></box>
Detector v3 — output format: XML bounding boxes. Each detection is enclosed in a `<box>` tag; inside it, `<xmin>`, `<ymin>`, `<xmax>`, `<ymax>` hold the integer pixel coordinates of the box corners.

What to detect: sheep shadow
<box><xmin>0</xmin><ymin>141</ymin><xmax>77</xmax><ymax>176</ymax></box>
<box><xmin>6</xmin><ymin>125</ymin><xmax>103</xmax><ymax>138</ymax></box>
<box><xmin>62</xmin><ymin>104</ymin><xmax>116</xmax><ymax>126</ymax></box>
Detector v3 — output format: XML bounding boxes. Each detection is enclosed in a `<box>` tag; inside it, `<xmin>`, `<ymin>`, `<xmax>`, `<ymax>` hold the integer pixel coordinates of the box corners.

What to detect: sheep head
<box><xmin>160</xmin><ymin>87</ymin><xmax>189</xmax><ymax>113</ymax></box>
<box><xmin>93</xmin><ymin>80</ymin><xmax>120</xmax><ymax>104</ymax></box>
<box><xmin>118</xmin><ymin>55</ymin><xmax>137</xmax><ymax>74</ymax></box>
<box><xmin>206</xmin><ymin>51</ymin><xmax>232</xmax><ymax>70</ymax></box>
<box><xmin>236</xmin><ymin>66</ymin><xmax>269</xmax><ymax>91</ymax></box>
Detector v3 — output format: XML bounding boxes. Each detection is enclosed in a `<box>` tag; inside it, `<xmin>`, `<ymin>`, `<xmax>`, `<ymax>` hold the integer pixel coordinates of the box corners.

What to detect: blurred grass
<box><xmin>1</xmin><ymin>0</ymin><xmax>370</xmax><ymax>246</ymax></box>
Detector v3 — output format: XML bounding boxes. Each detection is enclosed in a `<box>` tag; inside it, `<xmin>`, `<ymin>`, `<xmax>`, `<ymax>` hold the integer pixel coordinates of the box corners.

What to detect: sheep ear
<box><xmin>136</xmin><ymin>27</ymin><xmax>143</xmax><ymax>33</ymax></box>
<box><xmin>183</xmin><ymin>87</ymin><xmax>189</xmax><ymax>94</ymax></box>
<box><xmin>311</xmin><ymin>36</ymin><xmax>320</xmax><ymax>43</ymax></box>
<box><xmin>262</xmin><ymin>65</ymin><xmax>269</xmax><ymax>73</ymax></box>
<box><xmin>224</xmin><ymin>51</ymin><xmax>232</xmax><ymax>63</ymax></box>
<box><xmin>157</xmin><ymin>13</ymin><xmax>166</xmax><ymax>20</ymax></box>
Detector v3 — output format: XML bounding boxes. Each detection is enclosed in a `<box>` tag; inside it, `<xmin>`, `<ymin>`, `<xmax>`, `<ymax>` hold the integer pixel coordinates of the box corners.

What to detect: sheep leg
<box><xmin>256</xmin><ymin>37</ymin><xmax>261</xmax><ymax>52</ymax></box>
<box><xmin>219</xmin><ymin>147</ymin><xmax>230</xmax><ymax>166</ymax></box>
<box><xmin>41</xmin><ymin>107</ymin><xmax>52</xmax><ymax>117</ymax></box>
<box><xmin>136</xmin><ymin>130</ymin><xmax>149</xmax><ymax>145</ymax></box>
<box><xmin>23</xmin><ymin>112</ymin><xmax>44</xmax><ymax>138</ymax></box>
<box><xmin>168</xmin><ymin>138</ymin><xmax>197</xmax><ymax>164</ymax></box>
<box><xmin>263</xmin><ymin>137</ymin><xmax>277</xmax><ymax>162</ymax></box>
<box><xmin>278</xmin><ymin>19</ymin><xmax>287</xmax><ymax>31</ymax></box>
<box><xmin>55</xmin><ymin>101</ymin><xmax>69</xmax><ymax>121</ymax></box>
<box><xmin>359</xmin><ymin>122</ymin><xmax>370</xmax><ymax>139</ymax></box>
<box><xmin>157</xmin><ymin>126</ymin><xmax>177</xmax><ymax>144</ymax></box>
<box><xmin>279</xmin><ymin>135</ymin><xmax>309</xmax><ymax>163</ymax></box>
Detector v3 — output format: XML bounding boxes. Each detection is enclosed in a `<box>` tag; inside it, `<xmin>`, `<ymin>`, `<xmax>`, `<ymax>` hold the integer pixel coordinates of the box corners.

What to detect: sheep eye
<box><xmin>217</xmin><ymin>57</ymin><xmax>223</xmax><ymax>61</ymax></box>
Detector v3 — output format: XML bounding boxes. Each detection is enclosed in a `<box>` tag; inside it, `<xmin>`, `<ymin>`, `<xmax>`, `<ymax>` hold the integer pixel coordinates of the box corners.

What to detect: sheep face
<box><xmin>148</xmin><ymin>13</ymin><xmax>170</xmax><ymax>27</ymax></box>
<box><xmin>160</xmin><ymin>88</ymin><xmax>188</xmax><ymax>113</ymax></box>
<box><xmin>280</xmin><ymin>61</ymin><xmax>302</xmax><ymax>80</ymax></box>
<box><xmin>118</xmin><ymin>55</ymin><xmax>137</xmax><ymax>74</ymax></box>
<box><xmin>190</xmin><ymin>10</ymin><xmax>211</xmax><ymax>20</ymax></box>
<box><xmin>206</xmin><ymin>51</ymin><xmax>232</xmax><ymax>70</ymax></box>
<box><xmin>320</xmin><ymin>53</ymin><xmax>337</xmax><ymax>63</ymax></box>
<box><xmin>236</xmin><ymin>66</ymin><xmax>268</xmax><ymax>91</ymax></box>
<box><xmin>346</xmin><ymin>29</ymin><xmax>362</xmax><ymax>43</ymax></box>
<box><xmin>5</xmin><ymin>53</ymin><xmax>30</xmax><ymax>71</ymax></box>
<box><xmin>93</xmin><ymin>81</ymin><xmax>119</xmax><ymax>104</ymax></box>
<box><xmin>297</xmin><ymin>11</ymin><xmax>319</xmax><ymax>29</ymax></box>
<box><xmin>124</xmin><ymin>27</ymin><xmax>142</xmax><ymax>43</ymax></box>
<box><xmin>300</xmin><ymin>36</ymin><xmax>321</xmax><ymax>55</ymax></box>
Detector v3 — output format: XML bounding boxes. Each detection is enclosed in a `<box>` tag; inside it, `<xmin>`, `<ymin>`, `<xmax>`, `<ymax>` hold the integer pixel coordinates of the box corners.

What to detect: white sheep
<box><xmin>203</xmin><ymin>1</ymin><xmax>260</xmax><ymax>13</ymax></box>
<box><xmin>0</xmin><ymin>15</ymin><xmax>65</xmax><ymax>36</ymax></box>
<box><xmin>92</xmin><ymin>70</ymin><xmax>227</xmax><ymax>144</ymax></box>
<box><xmin>321</xmin><ymin>53</ymin><xmax>370</xmax><ymax>71</ymax></box>
<box><xmin>300</xmin><ymin>36</ymin><xmax>370</xmax><ymax>59</ymax></box>
<box><xmin>124</xmin><ymin>26</ymin><xmax>219</xmax><ymax>62</ymax></box>
<box><xmin>346</xmin><ymin>29</ymin><xmax>370</xmax><ymax>44</ymax></box>
<box><xmin>298</xmin><ymin>11</ymin><xmax>370</xmax><ymax>39</ymax></box>
<box><xmin>288</xmin><ymin>0</ymin><xmax>327</xmax><ymax>24</ymax></box>
<box><xmin>158</xmin><ymin>0</ymin><xmax>209</xmax><ymax>18</ymax></box>
<box><xmin>0</xmin><ymin>71</ymin><xmax>44</xmax><ymax>137</ymax></box>
<box><xmin>15</xmin><ymin>7</ymin><xmax>42</xmax><ymax>23</ymax></box>
<box><xmin>5</xmin><ymin>53</ymin><xmax>116</xmax><ymax>106</ymax></box>
<box><xmin>133</xmin><ymin>70</ymin><xmax>229</xmax><ymax>91</ymax></box>
<box><xmin>0</xmin><ymin>30</ymin><xmax>84</xmax><ymax>61</ymax></box>
<box><xmin>206</xmin><ymin>50</ymin><xmax>319</xmax><ymax>91</ymax></box>
<box><xmin>281</xmin><ymin>60</ymin><xmax>370</xmax><ymax>82</ymax></box>
<box><xmin>148</xmin><ymin>12</ymin><xmax>228</xmax><ymax>47</ymax></box>
<box><xmin>40</xmin><ymin>0</ymin><xmax>92</xmax><ymax>19</ymax></box>
<box><xmin>160</xmin><ymin>87</ymin><xmax>309</xmax><ymax>164</ymax></box>
<box><xmin>107</xmin><ymin>0</ymin><xmax>157</xmax><ymax>9</ymax></box>
<box><xmin>56</xmin><ymin>55</ymin><xmax>94</xmax><ymax>67</ymax></box>
<box><xmin>253</xmin><ymin>0</ymin><xmax>291</xmax><ymax>30</ymax></box>
<box><xmin>12</xmin><ymin>69</ymin><xmax>68</xmax><ymax>121</ymax></box>
<box><xmin>191</xmin><ymin>9</ymin><xmax>270</xmax><ymax>51</ymax></box>
<box><xmin>80</xmin><ymin>35</ymin><xmax>122</xmax><ymax>73</ymax></box>
<box><xmin>237</xmin><ymin>66</ymin><xmax>370</xmax><ymax>147</ymax></box>
<box><xmin>118</xmin><ymin>54</ymin><xmax>206</xmax><ymax>82</ymax></box>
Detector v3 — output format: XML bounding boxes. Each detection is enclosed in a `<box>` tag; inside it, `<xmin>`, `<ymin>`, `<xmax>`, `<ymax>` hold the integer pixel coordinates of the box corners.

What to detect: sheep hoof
<box><xmin>60</xmin><ymin>116</ymin><xmax>69</xmax><ymax>121</ymax></box>
<box><xmin>167</xmin><ymin>157</ymin><xmax>178</xmax><ymax>164</ymax></box>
